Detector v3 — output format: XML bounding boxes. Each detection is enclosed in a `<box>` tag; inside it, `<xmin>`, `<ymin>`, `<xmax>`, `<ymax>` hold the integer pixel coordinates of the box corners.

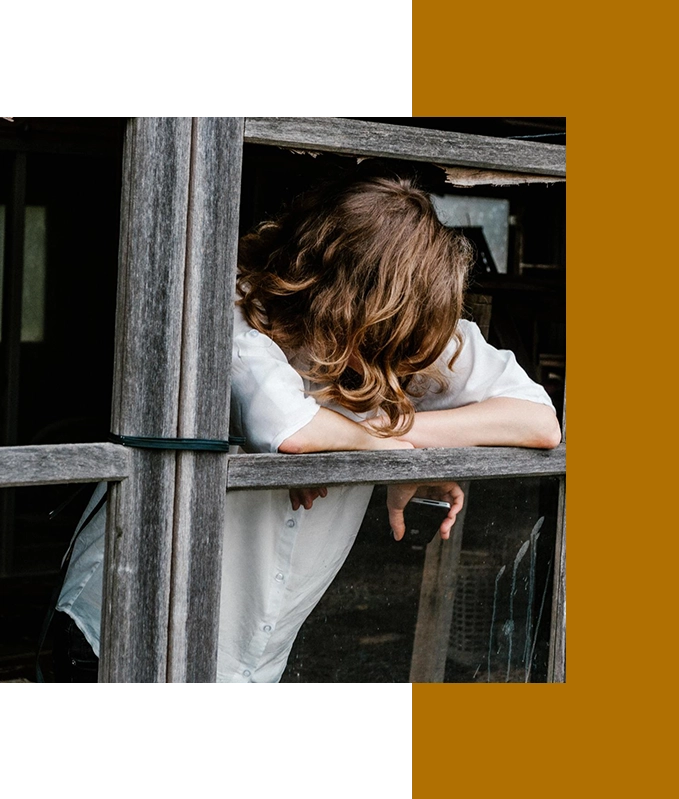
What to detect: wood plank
<box><xmin>226</xmin><ymin>444</ymin><xmax>565</xmax><ymax>490</ymax></box>
<box><xmin>100</xmin><ymin>117</ymin><xmax>192</xmax><ymax>683</ymax></box>
<box><xmin>443</xmin><ymin>165</ymin><xmax>565</xmax><ymax>187</ymax></box>
<box><xmin>244</xmin><ymin>118</ymin><xmax>566</xmax><ymax>177</ymax></box>
<box><xmin>547</xmin><ymin>476</ymin><xmax>566</xmax><ymax>682</ymax></box>
<box><xmin>167</xmin><ymin>117</ymin><xmax>244</xmax><ymax>683</ymax></box>
<box><xmin>0</xmin><ymin>443</ymin><xmax>129</xmax><ymax>487</ymax></box>
<box><xmin>547</xmin><ymin>379</ymin><xmax>566</xmax><ymax>681</ymax></box>
<box><xmin>409</xmin><ymin>482</ymin><xmax>469</xmax><ymax>682</ymax></box>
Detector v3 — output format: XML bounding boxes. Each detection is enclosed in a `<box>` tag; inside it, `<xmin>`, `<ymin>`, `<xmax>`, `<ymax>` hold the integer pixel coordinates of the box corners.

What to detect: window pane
<box><xmin>430</xmin><ymin>194</ymin><xmax>510</xmax><ymax>273</ymax></box>
<box><xmin>0</xmin><ymin>482</ymin><xmax>100</xmax><ymax>681</ymax></box>
<box><xmin>287</xmin><ymin>478</ymin><xmax>559</xmax><ymax>683</ymax></box>
<box><xmin>36</xmin><ymin>471</ymin><xmax>559</xmax><ymax>684</ymax></box>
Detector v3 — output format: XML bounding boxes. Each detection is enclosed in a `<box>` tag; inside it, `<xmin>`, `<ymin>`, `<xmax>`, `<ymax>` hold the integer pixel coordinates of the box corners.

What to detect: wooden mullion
<box><xmin>167</xmin><ymin>117</ymin><xmax>244</xmax><ymax>683</ymax></box>
<box><xmin>548</xmin><ymin>381</ymin><xmax>567</xmax><ymax>682</ymax></box>
<box><xmin>100</xmin><ymin>118</ymin><xmax>192</xmax><ymax>683</ymax></box>
<box><xmin>547</xmin><ymin>476</ymin><xmax>566</xmax><ymax>682</ymax></box>
<box><xmin>244</xmin><ymin>118</ymin><xmax>566</xmax><ymax>177</ymax></box>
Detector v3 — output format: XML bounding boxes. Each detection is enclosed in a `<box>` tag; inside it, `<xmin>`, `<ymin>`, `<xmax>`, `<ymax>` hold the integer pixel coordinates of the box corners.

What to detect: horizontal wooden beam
<box><xmin>244</xmin><ymin>118</ymin><xmax>565</xmax><ymax>177</ymax></box>
<box><xmin>0</xmin><ymin>440</ymin><xmax>565</xmax><ymax>491</ymax></box>
<box><xmin>0</xmin><ymin>443</ymin><xmax>129</xmax><ymax>487</ymax></box>
<box><xmin>226</xmin><ymin>443</ymin><xmax>565</xmax><ymax>490</ymax></box>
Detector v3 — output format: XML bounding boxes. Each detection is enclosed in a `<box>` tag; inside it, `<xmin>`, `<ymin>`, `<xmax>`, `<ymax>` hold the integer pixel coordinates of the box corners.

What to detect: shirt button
<box><xmin>243</xmin><ymin>669</ymin><xmax>251</xmax><ymax>677</ymax></box>
<box><xmin>275</xmin><ymin>572</ymin><xmax>284</xmax><ymax>582</ymax></box>
<box><xmin>285</xmin><ymin>519</ymin><xmax>296</xmax><ymax>528</ymax></box>
<box><xmin>263</xmin><ymin>625</ymin><xmax>272</xmax><ymax>633</ymax></box>
<box><xmin>247</xmin><ymin>329</ymin><xmax>259</xmax><ymax>338</ymax></box>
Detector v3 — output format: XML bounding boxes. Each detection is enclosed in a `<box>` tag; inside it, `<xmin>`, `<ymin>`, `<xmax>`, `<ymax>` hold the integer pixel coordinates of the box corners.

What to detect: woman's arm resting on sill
<box><xmin>365</xmin><ymin>398</ymin><xmax>562</xmax><ymax>450</ymax></box>
<box><xmin>279</xmin><ymin>399</ymin><xmax>559</xmax><ymax>513</ymax></box>
<box><xmin>278</xmin><ymin>407</ymin><xmax>415</xmax><ymax>454</ymax></box>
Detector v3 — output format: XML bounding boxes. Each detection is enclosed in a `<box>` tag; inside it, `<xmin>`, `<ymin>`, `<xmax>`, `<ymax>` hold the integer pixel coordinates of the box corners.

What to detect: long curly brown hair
<box><xmin>237</xmin><ymin>175</ymin><xmax>472</xmax><ymax>436</ymax></box>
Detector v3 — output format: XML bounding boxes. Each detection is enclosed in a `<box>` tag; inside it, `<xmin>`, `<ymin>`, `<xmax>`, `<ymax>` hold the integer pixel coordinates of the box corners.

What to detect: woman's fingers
<box><xmin>411</xmin><ymin>481</ymin><xmax>465</xmax><ymax>540</ymax></box>
<box><xmin>387</xmin><ymin>483</ymin><xmax>419</xmax><ymax>541</ymax></box>
<box><xmin>439</xmin><ymin>506</ymin><xmax>459</xmax><ymax>539</ymax></box>
<box><xmin>288</xmin><ymin>486</ymin><xmax>328</xmax><ymax>511</ymax></box>
<box><xmin>438</xmin><ymin>483</ymin><xmax>465</xmax><ymax>539</ymax></box>
<box><xmin>291</xmin><ymin>481</ymin><xmax>463</xmax><ymax>535</ymax></box>
<box><xmin>389</xmin><ymin>507</ymin><xmax>407</xmax><ymax>541</ymax></box>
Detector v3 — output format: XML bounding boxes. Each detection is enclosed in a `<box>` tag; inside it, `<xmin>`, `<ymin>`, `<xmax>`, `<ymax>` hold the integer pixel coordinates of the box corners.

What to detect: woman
<box><xmin>55</xmin><ymin>173</ymin><xmax>560</xmax><ymax>683</ymax></box>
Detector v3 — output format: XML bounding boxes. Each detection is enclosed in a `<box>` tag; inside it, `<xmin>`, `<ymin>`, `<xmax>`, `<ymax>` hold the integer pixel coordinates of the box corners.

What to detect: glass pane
<box><xmin>0</xmin><ymin>482</ymin><xmax>101</xmax><ymax>682</ymax></box>
<box><xmin>430</xmin><ymin>194</ymin><xmax>510</xmax><ymax>273</ymax></box>
<box><xmin>277</xmin><ymin>477</ymin><xmax>560</xmax><ymax>683</ymax></box>
<box><xmin>11</xmin><ymin>475</ymin><xmax>560</xmax><ymax>684</ymax></box>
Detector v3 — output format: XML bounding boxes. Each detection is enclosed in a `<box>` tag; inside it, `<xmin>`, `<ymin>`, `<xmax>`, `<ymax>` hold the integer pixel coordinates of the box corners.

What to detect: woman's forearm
<box><xmin>280</xmin><ymin>398</ymin><xmax>561</xmax><ymax>454</ymax></box>
<box><xmin>278</xmin><ymin>407</ymin><xmax>414</xmax><ymax>454</ymax></box>
<box><xmin>400</xmin><ymin>398</ymin><xmax>561</xmax><ymax>450</ymax></box>
<box><xmin>357</xmin><ymin>397</ymin><xmax>562</xmax><ymax>450</ymax></box>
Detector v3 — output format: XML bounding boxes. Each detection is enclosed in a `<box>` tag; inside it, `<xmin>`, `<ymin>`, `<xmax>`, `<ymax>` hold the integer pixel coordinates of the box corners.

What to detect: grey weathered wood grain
<box><xmin>0</xmin><ymin>443</ymin><xmax>129</xmax><ymax>487</ymax></box>
<box><xmin>101</xmin><ymin>117</ymin><xmax>192</xmax><ymax>683</ymax></box>
<box><xmin>244</xmin><ymin>118</ymin><xmax>566</xmax><ymax>177</ymax></box>
<box><xmin>109</xmin><ymin>116</ymin><xmax>134</xmax><ymax>434</ymax></box>
<box><xmin>110</xmin><ymin>120</ymin><xmax>191</xmax><ymax>438</ymax></box>
<box><xmin>409</xmin><ymin>482</ymin><xmax>469</xmax><ymax>683</ymax></box>
<box><xmin>548</xmin><ymin>381</ymin><xmax>566</xmax><ymax>681</ymax></box>
<box><xmin>548</xmin><ymin>476</ymin><xmax>566</xmax><ymax>682</ymax></box>
<box><xmin>226</xmin><ymin>444</ymin><xmax>565</xmax><ymax>490</ymax></box>
<box><xmin>167</xmin><ymin>117</ymin><xmax>244</xmax><ymax>682</ymax></box>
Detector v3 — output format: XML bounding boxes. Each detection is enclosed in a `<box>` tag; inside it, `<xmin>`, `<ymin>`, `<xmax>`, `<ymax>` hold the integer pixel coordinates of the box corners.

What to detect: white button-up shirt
<box><xmin>57</xmin><ymin>306</ymin><xmax>555</xmax><ymax>682</ymax></box>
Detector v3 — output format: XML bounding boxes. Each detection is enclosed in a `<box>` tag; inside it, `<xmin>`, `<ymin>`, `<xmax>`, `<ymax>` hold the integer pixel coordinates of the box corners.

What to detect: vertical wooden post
<box><xmin>409</xmin><ymin>482</ymin><xmax>469</xmax><ymax>683</ymax></box>
<box><xmin>100</xmin><ymin>117</ymin><xmax>244</xmax><ymax>682</ymax></box>
<box><xmin>548</xmin><ymin>382</ymin><xmax>566</xmax><ymax>682</ymax></box>
<box><xmin>100</xmin><ymin>117</ymin><xmax>193</xmax><ymax>682</ymax></box>
<box><xmin>547</xmin><ymin>476</ymin><xmax>566</xmax><ymax>682</ymax></box>
<box><xmin>167</xmin><ymin>118</ymin><xmax>243</xmax><ymax>682</ymax></box>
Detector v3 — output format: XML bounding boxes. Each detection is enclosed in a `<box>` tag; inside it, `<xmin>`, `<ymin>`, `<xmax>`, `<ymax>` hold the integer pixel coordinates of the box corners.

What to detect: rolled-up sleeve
<box><xmin>416</xmin><ymin>319</ymin><xmax>555</xmax><ymax>411</ymax></box>
<box><xmin>230</xmin><ymin>324</ymin><xmax>320</xmax><ymax>453</ymax></box>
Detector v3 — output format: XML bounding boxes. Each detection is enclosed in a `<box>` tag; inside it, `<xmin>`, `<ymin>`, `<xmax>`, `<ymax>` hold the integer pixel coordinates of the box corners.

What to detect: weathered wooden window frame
<box><xmin>0</xmin><ymin>117</ymin><xmax>566</xmax><ymax>683</ymax></box>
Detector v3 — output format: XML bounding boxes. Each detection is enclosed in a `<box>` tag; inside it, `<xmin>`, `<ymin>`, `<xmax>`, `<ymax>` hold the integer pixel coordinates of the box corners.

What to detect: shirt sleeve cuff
<box><xmin>270</xmin><ymin>403</ymin><xmax>321</xmax><ymax>453</ymax></box>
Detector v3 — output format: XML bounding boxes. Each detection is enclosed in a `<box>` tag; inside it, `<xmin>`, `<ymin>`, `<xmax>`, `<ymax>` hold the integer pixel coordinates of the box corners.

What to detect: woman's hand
<box><xmin>289</xmin><ymin>486</ymin><xmax>328</xmax><ymax>511</ymax></box>
<box><xmin>387</xmin><ymin>481</ymin><xmax>465</xmax><ymax>541</ymax></box>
